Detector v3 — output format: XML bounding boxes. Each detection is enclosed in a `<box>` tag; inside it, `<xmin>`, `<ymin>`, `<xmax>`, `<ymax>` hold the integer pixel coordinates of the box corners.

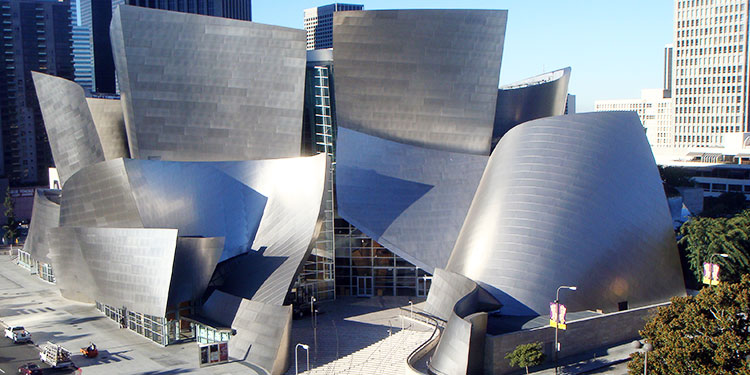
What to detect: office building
<box><xmin>0</xmin><ymin>0</ymin><xmax>74</xmax><ymax>185</ymax></box>
<box><xmin>303</xmin><ymin>3</ymin><xmax>363</xmax><ymax>50</ymax></box>
<box><xmin>664</xmin><ymin>44</ymin><xmax>673</xmax><ymax>98</ymax></box>
<box><xmin>673</xmin><ymin>0</ymin><xmax>748</xmax><ymax>150</ymax></box>
<box><xmin>595</xmin><ymin>88</ymin><xmax>675</xmax><ymax>149</ymax></box>
<box><xmin>127</xmin><ymin>0</ymin><xmax>251</xmax><ymax>20</ymax></box>
<box><xmin>565</xmin><ymin>93</ymin><xmax>576</xmax><ymax>114</ymax></box>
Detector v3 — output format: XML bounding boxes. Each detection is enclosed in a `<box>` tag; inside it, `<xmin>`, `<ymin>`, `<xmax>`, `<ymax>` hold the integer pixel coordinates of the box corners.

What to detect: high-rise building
<box><xmin>595</xmin><ymin>89</ymin><xmax>674</xmax><ymax>149</ymax></box>
<box><xmin>663</xmin><ymin>44</ymin><xmax>673</xmax><ymax>98</ymax></box>
<box><xmin>0</xmin><ymin>0</ymin><xmax>73</xmax><ymax>185</ymax></box>
<box><xmin>71</xmin><ymin>0</ymin><xmax>94</xmax><ymax>93</ymax></box>
<box><xmin>673</xmin><ymin>0</ymin><xmax>748</xmax><ymax>150</ymax></box>
<box><xmin>565</xmin><ymin>94</ymin><xmax>576</xmax><ymax>114</ymax></box>
<box><xmin>303</xmin><ymin>3</ymin><xmax>363</xmax><ymax>50</ymax></box>
<box><xmin>127</xmin><ymin>0</ymin><xmax>251</xmax><ymax>21</ymax></box>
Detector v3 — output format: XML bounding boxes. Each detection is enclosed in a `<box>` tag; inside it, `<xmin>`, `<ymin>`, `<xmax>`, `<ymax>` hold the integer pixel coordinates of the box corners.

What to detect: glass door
<box><xmin>356</xmin><ymin>276</ymin><xmax>373</xmax><ymax>297</ymax></box>
<box><xmin>417</xmin><ymin>276</ymin><xmax>432</xmax><ymax>297</ymax></box>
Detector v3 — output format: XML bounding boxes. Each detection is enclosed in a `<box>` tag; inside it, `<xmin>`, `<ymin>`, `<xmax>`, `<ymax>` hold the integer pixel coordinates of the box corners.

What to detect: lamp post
<box><xmin>311</xmin><ymin>296</ymin><xmax>317</xmax><ymax>358</ymax></box>
<box><xmin>554</xmin><ymin>285</ymin><xmax>577</xmax><ymax>375</ymax></box>
<box><xmin>709</xmin><ymin>253</ymin><xmax>730</xmax><ymax>264</ymax></box>
<box><xmin>642</xmin><ymin>342</ymin><xmax>653</xmax><ymax>375</ymax></box>
<box><xmin>295</xmin><ymin>343</ymin><xmax>309</xmax><ymax>375</ymax></box>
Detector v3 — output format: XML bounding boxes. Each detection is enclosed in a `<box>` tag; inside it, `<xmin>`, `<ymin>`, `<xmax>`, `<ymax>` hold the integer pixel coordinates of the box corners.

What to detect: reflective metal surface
<box><xmin>336</xmin><ymin>127</ymin><xmax>487</xmax><ymax>272</ymax></box>
<box><xmin>427</xmin><ymin>269</ymin><xmax>500</xmax><ymax>375</ymax></box>
<box><xmin>201</xmin><ymin>290</ymin><xmax>292</xmax><ymax>374</ymax></box>
<box><xmin>22</xmin><ymin>189</ymin><xmax>61</xmax><ymax>263</ymax></box>
<box><xmin>110</xmin><ymin>5</ymin><xmax>306</xmax><ymax>161</ymax></box>
<box><xmin>446</xmin><ymin>112</ymin><xmax>686</xmax><ymax>315</ymax></box>
<box><xmin>332</xmin><ymin>9</ymin><xmax>506</xmax><ymax>155</ymax></box>
<box><xmin>48</xmin><ymin>227</ymin><xmax>179</xmax><ymax>316</ymax></box>
<box><xmin>167</xmin><ymin>236</ymin><xmax>225</xmax><ymax>308</ymax></box>
<box><xmin>86</xmin><ymin>98</ymin><xmax>130</xmax><ymax>160</ymax></box>
<box><xmin>31</xmin><ymin>72</ymin><xmax>105</xmax><ymax>185</ymax></box>
<box><xmin>492</xmin><ymin>67</ymin><xmax>571</xmax><ymax>144</ymax></box>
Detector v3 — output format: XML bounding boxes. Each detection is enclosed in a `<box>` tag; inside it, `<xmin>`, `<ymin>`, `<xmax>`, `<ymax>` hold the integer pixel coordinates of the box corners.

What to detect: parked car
<box><xmin>17</xmin><ymin>362</ymin><xmax>42</xmax><ymax>375</ymax></box>
<box><xmin>4</xmin><ymin>326</ymin><xmax>31</xmax><ymax>343</ymax></box>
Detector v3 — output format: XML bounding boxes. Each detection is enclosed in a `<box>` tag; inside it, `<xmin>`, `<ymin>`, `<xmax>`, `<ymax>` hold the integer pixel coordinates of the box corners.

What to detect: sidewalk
<box><xmin>0</xmin><ymin>256</ymin><xmax>434</xmax><ymax>375</ymax></box>
<box><xmin>0</xmin><ymin>256</ymin><xmax>257</xmax><ymax>374</ymax></box>
<box><xmin>529</xmin><ymin>341</ymin><xmax>635</xmax><ymax>375</ymax></box>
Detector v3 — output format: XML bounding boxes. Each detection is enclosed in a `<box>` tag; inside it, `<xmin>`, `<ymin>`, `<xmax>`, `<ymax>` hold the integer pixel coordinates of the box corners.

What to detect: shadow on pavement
<box><xmin>139</xmin><ymin>368</ymin><xmax>194</xmax><ymax>375</ymax></box>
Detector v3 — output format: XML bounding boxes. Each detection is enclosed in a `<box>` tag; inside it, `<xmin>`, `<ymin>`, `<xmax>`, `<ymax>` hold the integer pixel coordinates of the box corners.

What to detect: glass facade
<box><xmin>334</xmin><ymin>219</ymin><xmax>432</xmax><ymax>297</ymax></box>
<box><xmin>195</xmin><ymin>325</ymin><xmax>231</xmax><ymax>344</ymax></box>
<box><xmin>96</xmin><ymin>302</ymin><xmax>170</xmax><ymax>346</ymax></box>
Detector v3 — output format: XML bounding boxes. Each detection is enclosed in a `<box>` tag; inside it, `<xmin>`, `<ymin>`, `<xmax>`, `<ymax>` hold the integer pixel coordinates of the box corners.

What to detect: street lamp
<box><xmin>554</xmin><ymin>285</ymin><xmax>577</xmax><ymax>375</ymax></box>
<box><xmin>310</xmin><ymin>296</ymin><xmax>317</xmax><ymax>358</ymax></box>
<box><xmin>295</xmin><ymin>343</ymin><xmax>310</xmax><ymax>375</ymax></box>
<box><xmin>709</xmin><ymin>253</ymin><xmax>730</xmax><ymax>264</ymax></box>
<box><xmin>642</xmin><ymin>342</ymin><xmax>653</xmax><ymax>375</ymax></box>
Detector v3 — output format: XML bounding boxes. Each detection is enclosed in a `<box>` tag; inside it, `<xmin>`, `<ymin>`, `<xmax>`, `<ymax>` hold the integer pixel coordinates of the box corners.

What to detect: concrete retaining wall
<box><xmin>484</xmin><ymin>303</ymin><xmax>665</xmax><ymax>374</ymax></box>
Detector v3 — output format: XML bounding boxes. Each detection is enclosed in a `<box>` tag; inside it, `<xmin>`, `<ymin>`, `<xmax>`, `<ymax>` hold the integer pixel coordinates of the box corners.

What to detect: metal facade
<box><xmin>336</xmin><ymin>127</ymin><xmax>487</xmax><ymax>272</ymax></box>
<box><xmin>86</xmin><ymin>98</ymin><xmax>130</xmax><ymax>160</ymax></box>
<box><xmin>201</xmin><ymin>291</ymin><xmax>292</xmax><ymax>374</ymax></box>
<box><xmin>32</xmin><ymin>72</ymin><xmax>105</xmax><ymax>186</ymax></box>
<box><xmin>492</xmin><ymin>67</ymin><xmax>571</xmax><ymax>143</ymax></box>
<box><xmin>446</xmin><ymin>112</ymin><xmax>686</xmax><ymax>315</ymax></box>
<box><xmin>48</xmin><ymin>227</ymin><xmax>179</xmax><ymax>316</ymax></box>
<box><xmin>167</xmin><ymin>236</ymin><xmax>225</xmax><ymax>307</ymax></box>
<box><xmin>110</xmin><ymin>5</ymin><xmax>306</xmax><ymax>161</ymax></box>
<box><xmin>22</xmin><ymin>189</ymin><xmax>61</xmax><ymax>263</ymax></box>
<box><xmin>332</xmin><ymin>9</ymin><xmax>506</xmax><ymax>155</ymax></box>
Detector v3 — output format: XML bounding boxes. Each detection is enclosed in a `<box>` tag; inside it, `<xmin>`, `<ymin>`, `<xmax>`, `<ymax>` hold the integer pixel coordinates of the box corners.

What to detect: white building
<box><xmin>303</xmin><ymin>3</ymin><xmax>364</xmax><ymax>50</ymax></box>
<box><xmin>673</xmin><ymin>0</ymin><xmax>749</xmax><ymax>150</ymax></box>
<box><xmin>595</xmin><ymin>89</ymin><xmax>674</xmax><ymax>149</ymax></box>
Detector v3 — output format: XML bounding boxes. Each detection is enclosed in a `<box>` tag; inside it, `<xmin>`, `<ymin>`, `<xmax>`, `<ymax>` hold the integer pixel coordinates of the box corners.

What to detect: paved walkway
<box><xmin>1</xmin><ymin>256</ymin><xmax>435</xmax><ymax>375</ymax></box>
<box><xmin>283</xmin><ymin>296</ymin><xmax>432</xmax><ymax>375</ymax></box>
<box><xmin>0</xmin><ymin>256</ymin><xmax>258</xmax><ymax>375</ymax></box>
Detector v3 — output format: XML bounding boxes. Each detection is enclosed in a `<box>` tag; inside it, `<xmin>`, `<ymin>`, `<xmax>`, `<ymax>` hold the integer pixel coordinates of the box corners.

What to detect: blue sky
<box><xmin>252</xmin><ymin>1</ymin><xmax>674</xmax><ymax>112</ymax></box>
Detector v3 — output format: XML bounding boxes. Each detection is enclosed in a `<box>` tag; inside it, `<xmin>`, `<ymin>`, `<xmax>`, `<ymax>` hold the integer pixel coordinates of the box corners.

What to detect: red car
<box><xmin>17</xmin><ymin>363</ymin><xmax>42</xmax><ymax>375</ymax></box>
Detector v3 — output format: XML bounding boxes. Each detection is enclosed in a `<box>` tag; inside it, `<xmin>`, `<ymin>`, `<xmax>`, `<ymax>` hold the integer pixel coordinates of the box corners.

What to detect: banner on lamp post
<box><xmin>549</xmin><ymin>302</ymin><xmax>567</xmax><ymax>330</ymax></box>
<box><xmin>702</xmin><ymin>262</ymin><xmax>721</xmax><ymax>285</ymax></box>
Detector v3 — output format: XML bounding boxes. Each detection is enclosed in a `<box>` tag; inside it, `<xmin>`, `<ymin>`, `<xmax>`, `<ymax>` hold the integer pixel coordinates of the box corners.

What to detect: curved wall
<box><xmin>22</xmin><ymin>189</ymin><xmax>61</xmax><ymax>263</ymax></box>
<box><xmin>86</xmin><ymin>98</ymin><xmax>129</xmax><ymax>160</ymax></box>
<box><xmin>335</xmin><ymin>127</ymin><xmax>487</xmax><ymax>272</ymax></box>
<box><xmin>332</xmin><ymin>9</ymin><xmax>506</xmax><ymax>155</ymax></box>
<box><xmin>110</xmin><ymin>5</ymin><xmax>306</xmax><ymax>161</ymax></box>
<box><xmin>446</xmin><ymin>112</ymin><xmax>686</xmax><ymax>316</ymax></box>
<box><xmin>31</xmin><ymin>72</ymin><xmax>105</xmax><ymax>185</ymax></box>
<box><xmin>492</xmin><ymin>67</ymin><xmax>571</xmax><ymax>143</ymax></box>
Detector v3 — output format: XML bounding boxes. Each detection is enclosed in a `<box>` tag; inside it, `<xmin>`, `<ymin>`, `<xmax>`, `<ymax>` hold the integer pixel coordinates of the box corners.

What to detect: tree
<box><xmin>2</xmin><ymin>187</ymin><xmax>17</xmax><ymax>246</ymax></box>
<box><xmin>505</xmin><ymin>342</ymin><xmax>545</xmax><ymax>374</ymax></box>
<box><xmin>678</xmin><ymin>209</ymin><xmax>750</xmax><ymax>285</ymax></box>
<box><xmin>627</xmin><ymin>275</ymin><xmax>750</xmax><ymax>375</ymax></box>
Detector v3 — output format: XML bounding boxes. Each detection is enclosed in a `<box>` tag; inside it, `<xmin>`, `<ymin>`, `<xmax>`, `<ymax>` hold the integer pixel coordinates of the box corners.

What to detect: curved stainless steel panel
<box><xmin>47</xmin><ymin>227</ymin><xmax>179</xmax><ymax>316</ymax></box>
<box><xmin>110</xmin><ymin>5</ymin><xmax>306</xmax><ymax>161</ymax></box>
<box><xmin>167</xmin><ymin>236</ymin><xmax>225</xmax><ymax>308</ymax></box>
<box><xmin>46</xmin><ymin>228</ymin><xmax>97</xmax><ymax>304</ymax></box>
<box><xmin>31</xmin><ymin>72</ymin><xmax>105</xmax><ymax>186</ymax></box>
<box><xmin>493</xmin><ymin>67</ymin><xmax>571</xmax><ymax>144</ymax></box>
<box><xmin>446</xmin><ymin>112</ymin><xmax>686</xmax><ymax>316</ymax></box>
<box><xmin>86</xmin><ymin>98</ymin><xmax>130</xmax><ymax>160</ymax></box>
<box><xmin>336</xmin><ymin>127</ymin><xmax>487</xmax><ymax>272</ymax></box>
<box><xmin>59</xmin><ymin>158</ymin><xmax>143</xmax><ymax>228</ymax></box>
<box><xmin>58</xmin><ymin>154</ymin><xmax>327</xmax><ymax>306</ymax></box>
<box><xmin>201</xmin><ymin>291</ymin><xmax>293</xmax><ymax>375</ymax></box>
<box><xmin>427</xmin><ymin>269</ymin><xmax>500</xmax><ymax>375</ymax></box>
<box><xmin>332</xmin><ymin>9</ymin><xmax>506</xmax><ymax>155</ymax></box>
<box><xmin>22</xmin><ymin>189</ymin><xmax>61</xmax><ymax>263</ymax></box>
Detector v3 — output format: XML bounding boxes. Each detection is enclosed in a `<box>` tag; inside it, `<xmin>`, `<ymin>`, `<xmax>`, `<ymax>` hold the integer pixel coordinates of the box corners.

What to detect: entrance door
<box><xmin>417</xmin><ymin>276</ymin><xmax>432</xmax><ymax>297</ymax></box>
<box><xmin>356</xmin><ymin>276</ymin><xmax>373</xmax><ymax>297</ymax></box>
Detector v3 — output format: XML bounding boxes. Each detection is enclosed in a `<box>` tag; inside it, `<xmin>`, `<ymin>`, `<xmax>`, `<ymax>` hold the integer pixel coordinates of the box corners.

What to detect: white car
<box><xmin>4</xmin><ymin>326</ymin><xmax>31</xmax><ymax>343</ymax></box>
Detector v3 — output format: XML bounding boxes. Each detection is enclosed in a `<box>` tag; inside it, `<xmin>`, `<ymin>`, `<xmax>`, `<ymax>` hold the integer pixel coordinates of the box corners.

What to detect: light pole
<box><xmin>295</xmin><ymin>343</ymin><xmax>309</xmax><ymax>375</ymax></box>
<box><xmin>642</xmin><ymin>342</ymin><xmax>653</xmax><ymax>375</ymax></box>
<box><xmin>709</xmin><ymin>253</ymin><xmax>730</xmax><ymax>264</ymax></box>
<box><xmin>554</xmin><ymin>285</ymin><xmax>577</xmax><ymax>375</ymax></box>
<box><xmin>310</xmin><ymin>296</ymin><xmax>317</xmax><ymax>358</ymax></box>
<box><xmin>409</xmin><ymin>300</ymin><xmax>413</xmax><ymax>319</ymax></box>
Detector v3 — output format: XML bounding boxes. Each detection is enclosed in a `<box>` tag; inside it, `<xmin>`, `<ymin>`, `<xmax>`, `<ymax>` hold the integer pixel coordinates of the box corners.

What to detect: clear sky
<box><xmin>252</xmin><ymin>1</ymin><xmax>674</xmax><ymax>112</ymax></box>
